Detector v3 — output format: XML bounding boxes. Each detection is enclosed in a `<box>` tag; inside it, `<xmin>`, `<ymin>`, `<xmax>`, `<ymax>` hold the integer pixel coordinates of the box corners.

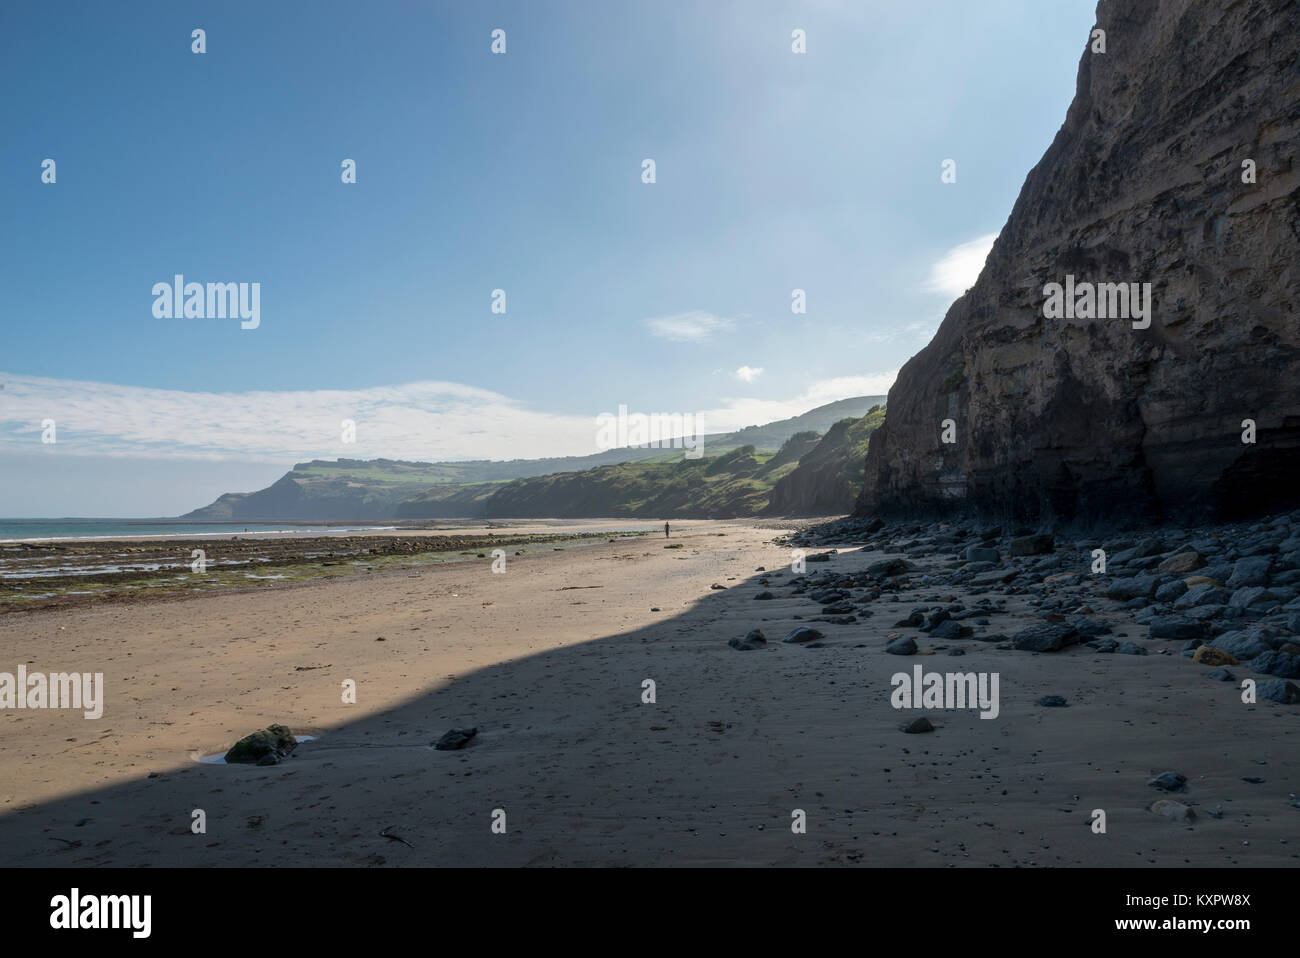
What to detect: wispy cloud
<box><xmin>645</xmin><ymin>311</ymin><xmax>736</xmax><ymax>342</ymax></box>
<box><xmin>925</xmin><ymin>232</ymin><xmax>999</xmax><ymax>299</ymax></box>
<box><xmin>735</xmin><ymin>365</ymin><xmax>764</xmax><ymax>383</ymax></box>
<box><xmin>0</xmin><ymin>370</ymin><xmax>898</xmax><ymax>462</ymax></box>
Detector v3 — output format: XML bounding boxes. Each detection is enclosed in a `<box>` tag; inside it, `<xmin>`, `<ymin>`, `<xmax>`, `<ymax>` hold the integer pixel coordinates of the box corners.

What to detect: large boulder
<box><xmin>1211</xmin><ymin>628</ymin><xmax>1274</xmax><ymax>660</ymax></box>
<box><xmin>1258</xmin><ymin>679</ymin><xmax>1300</xmax><ymax>704</ymax></box>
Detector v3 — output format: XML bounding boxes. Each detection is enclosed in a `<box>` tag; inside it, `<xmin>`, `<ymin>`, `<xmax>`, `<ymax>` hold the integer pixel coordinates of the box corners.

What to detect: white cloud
<box><xmin>0</xmin><ymin>370</ymin><xmax>897</xmax><ymax>462</ymax></box>
<box><xmin>735</xmin><ymin>365</ymin><xmax>764</xmax><ymax>383</ymax></box>
<box><xmin>694</xmin><ymin>372</ymin><xmax>896</xmax><ymax>435</ymax></box>
<box><xmin>925</xmin><ymin>232</ymin><xmax>999</xmax><ymax>299</ymax></box>
<box><xmin>645</xmin><ymin>311</ymin><xmax>736</xmax><ymax>342</ymax></box>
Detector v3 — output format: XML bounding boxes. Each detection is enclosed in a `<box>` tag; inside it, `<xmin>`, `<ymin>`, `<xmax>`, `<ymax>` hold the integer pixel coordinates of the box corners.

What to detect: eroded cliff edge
<box><xmin>857</xmin><ymin>0</ymin><xmax>1300</xmax><ymax>526</ymax></box>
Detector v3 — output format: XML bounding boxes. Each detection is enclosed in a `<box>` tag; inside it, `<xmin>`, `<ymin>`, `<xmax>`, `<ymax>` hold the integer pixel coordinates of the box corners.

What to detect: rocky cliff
<box><xmin>767</xmin><ymin>407</ymin><xmax>885</xmax><ymax>516</ymax></box>
<box><xmin>857</xmin><ymin>0</ymin><xmax>1300</xmax><ymax>526</ymax></box>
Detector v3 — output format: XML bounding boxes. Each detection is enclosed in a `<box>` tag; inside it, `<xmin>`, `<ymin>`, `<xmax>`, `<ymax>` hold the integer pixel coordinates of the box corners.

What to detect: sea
<box><xmin>0</xmin><ymin>519</ymin><xmax>402</xmax><ymax>543</ymax></box>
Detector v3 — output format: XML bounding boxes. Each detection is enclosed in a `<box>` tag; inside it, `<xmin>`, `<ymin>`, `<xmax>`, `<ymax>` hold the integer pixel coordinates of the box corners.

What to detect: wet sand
<box><xmin>0</xmin><ymin>521</ymin><xmax>654</xmax><ymax>613</ymax></box>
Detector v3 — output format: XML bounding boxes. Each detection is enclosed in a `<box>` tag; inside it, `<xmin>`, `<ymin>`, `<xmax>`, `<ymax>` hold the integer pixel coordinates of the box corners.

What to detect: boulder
<box><xmin>1148</xmin><ymin>616</ymin><xmax>1208</xmax><ymax>640</ymax></box>
<box><xmin>729</xmin><ymin>629</ymin><xmax>768</xmax><ymax>651</ymax></box>
<box><xmin>1210</xmin><ymin>629</ymin><xmax>1273</xmax><ymax>660</ymax></box>
<box><xmin>1258</xmin><ymin>679</ymin><xmax>1300</xmax><ymax>704</ymax></box>
<box><xmin>1228</xmin><ymin>586</ymin><xmax>1271</xmax><ymax>609</ymax></box>
<box><xmin>224</xmin><ymin>724</ymin><xmax>297</xmax><ymax>765</ymax></box>
<box><xmin>1227</xmin><ymin>556</ymin><xmax>1272</xmax><ymax>588</ymax></box>
<box><xmin>1012</xmin><ymin>623</ymin><xmax>1080</xmax><ymax>652</ymax></box>
<box><xmin>867</xmin><ymin>558</ymin><xmax>909</xmax><ymax>577</ymax></box>
<box><xmin>1173</xmin><ymin>584</ymin><xmax>1228</xmax><ymax>609</ymax></box>
<box><xmin>1157</xmin><ymin>550</ymin><xmax>1205</xmax><ymax>574</ymax></box>
<box><xmin>1250</xmin><ymin>650</ymin><xmax>1300</xmax><ymax>678</ymax></box>
<box><xmin>1009</xmin><ymin>534</ymin><xmax>1054</xmax><ymax>556</ymax></box>
<box><xmin>433</xmin><ymin>727</ymin><xmax>478</xmax><ymax>750</ymax></box>
<box><xmin>1147</xmin><ymin>771</ymin><xmax>1187</xmax><ymax>792</ymax></box>
<box><xmin>930</xmin><ymin>619</ymin><xmax>973</xmax><ymax>640</ymax></box>
<box><xmin>1193</xmin><ymin>646</ymin><xmax>1239</xmax><ymax>666</ymax></box>
<box><xmin>1106</xmin><ymin>576</ymin><xmax>1160</xmax><ymax>601</ymax></box>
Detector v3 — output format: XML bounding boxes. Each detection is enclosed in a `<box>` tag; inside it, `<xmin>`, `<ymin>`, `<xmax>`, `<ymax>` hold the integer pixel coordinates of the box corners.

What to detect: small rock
<box><xmin>902</xmin><ymin>717</ymin><xmax>934</xmax><ymax>734</ymax></box>
<box><xmin>434</xmin><ymin>727</ymin><xmax>478</xmax><ymax>750</ymax></box>
<box><xmin>1149</xmin><ymin>799</ymin><xmax>1195</xmax><ymax>823</ymax></box>
<box><xmin>1038</xmin><ymin>695</ymin><xmax>1068</xmax><ymax>707</ymax></box>
<box><xmin>1147</xmin><ymin>771</ymin><xmax>1187</xmax><ymax>792</ymax></box>
<box><xmin>930</xmin><ymin>619</ymin><xmax>973</xmax><ymax>640</ymax></box>
<box><xmin>886</xmin><ymin>636</ymin><xmax>917</xmax><ymax>655</ymax></box>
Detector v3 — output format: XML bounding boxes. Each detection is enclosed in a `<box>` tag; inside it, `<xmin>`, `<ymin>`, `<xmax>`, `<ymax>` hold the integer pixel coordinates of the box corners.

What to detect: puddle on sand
<box><xmin>193</xmin><ymin>734</ymin><xmax>317</xmax><ymax>765</ymax></box>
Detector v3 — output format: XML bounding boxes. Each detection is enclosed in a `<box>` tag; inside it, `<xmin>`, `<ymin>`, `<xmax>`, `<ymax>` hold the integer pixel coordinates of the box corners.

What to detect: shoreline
<box><xmin>0</xmin><ymin>522</ymin><xmax>659</xmax><ymax>615</ymax></box>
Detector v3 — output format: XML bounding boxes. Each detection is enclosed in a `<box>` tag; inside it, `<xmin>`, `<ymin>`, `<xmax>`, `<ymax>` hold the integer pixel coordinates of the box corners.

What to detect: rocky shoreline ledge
<box><xmin>0</xmin><ymin>530</ymin><xmax>644</xmax><ymax>614</ymax></box>
<box><xmin>767</xmin><ymin>512</ymin><xmax>1300</xmax><ymax>704</ymax></box>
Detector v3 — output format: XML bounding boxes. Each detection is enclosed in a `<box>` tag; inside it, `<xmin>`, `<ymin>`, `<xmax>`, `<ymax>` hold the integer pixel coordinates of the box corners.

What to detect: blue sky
<box><xmin>0</xmin><ymin>0</ymin><xmax>1098</xmax><ymax>515</ymax></box>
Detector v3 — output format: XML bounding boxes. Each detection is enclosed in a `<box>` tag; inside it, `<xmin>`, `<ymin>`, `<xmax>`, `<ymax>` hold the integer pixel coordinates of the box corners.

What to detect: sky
<box><xmin>0</xmin><ymin>0</ymin><xmax>1098</xmax><ymax>516</ymax></box>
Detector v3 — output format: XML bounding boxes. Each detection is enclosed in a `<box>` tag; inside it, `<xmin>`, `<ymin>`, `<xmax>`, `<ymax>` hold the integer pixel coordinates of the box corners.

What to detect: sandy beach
<box><xmin>0</xmin><ymin>519</ymin><xmax>1294</xmax><ymax>867</ymax></box>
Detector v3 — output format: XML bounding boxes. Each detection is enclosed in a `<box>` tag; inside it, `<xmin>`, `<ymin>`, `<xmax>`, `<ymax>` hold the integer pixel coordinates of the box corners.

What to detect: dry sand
<box><xmin>0</xmin><ymin>520</ymin><xmax>1295</xmax><ymax>866</ymax></box>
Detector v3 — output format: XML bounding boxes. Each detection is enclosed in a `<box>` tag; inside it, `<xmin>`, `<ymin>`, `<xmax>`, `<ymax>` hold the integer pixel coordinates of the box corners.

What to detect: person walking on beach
<box><xmin>664</xmin><ymin>522</ymin><xmax>670</xmax><ymax>538</ymax></box>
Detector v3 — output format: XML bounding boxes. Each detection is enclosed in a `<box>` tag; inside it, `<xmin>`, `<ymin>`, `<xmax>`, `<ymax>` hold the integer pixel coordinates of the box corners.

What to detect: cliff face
<box><xmin>858</xmin><ymin>0</ymin><xmax>1300</xmax><ymax>526</ymax></box>
<box><xmin>767</xmin><ymin>409</ymin><xmax>886</xmax><ymax>516</ymax></box>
